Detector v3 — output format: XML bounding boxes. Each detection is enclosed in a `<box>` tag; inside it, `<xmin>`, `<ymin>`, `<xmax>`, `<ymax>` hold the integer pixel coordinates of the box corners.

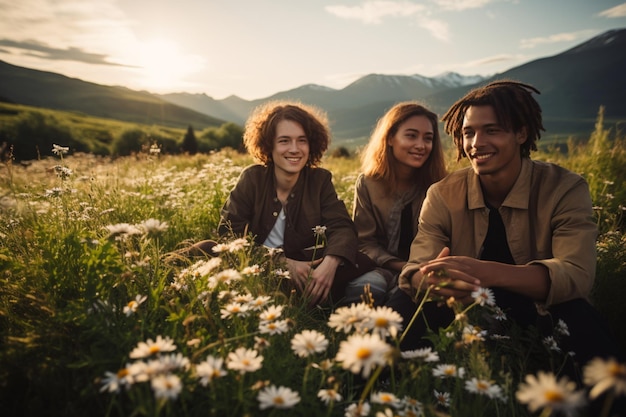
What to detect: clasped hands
<box><xmin>286</xmin><ymin>255</ymin><xmax>340</xmax><ymax>308</ymax></box>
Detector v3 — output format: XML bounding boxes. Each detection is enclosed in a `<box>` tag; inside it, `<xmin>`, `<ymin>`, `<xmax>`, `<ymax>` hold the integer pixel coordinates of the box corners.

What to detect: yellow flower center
<box><xmin>149</xmin><ymin>346</ymin><xmax>160</xmax><ymax>354</ymax></box>
<box><xmin>273</xmin><ymin>397</ymin><xmax>285</xmax><ymax>405</ymax></box>
<box><xmin>356</xmin><ymin>347</ymin><xmax>372</xmax><ymax>360</ymax></box>
<box><xmin>610</xmin><ymin>362</ymin><xmax>626</xmax><ymax>377</ymax></box>
<box><xmin>375</xmin><ymin>318</ymin><xmax>389</xmax><ymax>327</ymax></box>
<box><xmin>117</xmin><ymin>368</ymin><xmax>129</xmax><ymax>378</ymax></box>
<box><xmin>544</xmin><ymin>389</ymin><xmax>564</xmax><ymax>402</ymax></box>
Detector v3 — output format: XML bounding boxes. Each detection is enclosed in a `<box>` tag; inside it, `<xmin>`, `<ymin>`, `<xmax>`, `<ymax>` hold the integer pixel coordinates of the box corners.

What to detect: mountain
<box><xmin>0</xmin><ymin>60</ymin><xmax>226</xmax><ymax>129</ymax></box>
<box><xmin>160</xmin><ymin>72</ymin><xmax>484</xmax><ymax>139</ymax></box>
<box><xmin>1</xmin><ymin>28</ymin><xmax>625</xmax><ymax>147</ymax></box>
<box><xmin>424</xmin><ymin>28</ymin><xmax>626</xmax><ymax>137</ymax></box>
<box><xmin>160</xmin><ymin>29</ymin><xmax>626</xmax><ymax>143</ymax></box>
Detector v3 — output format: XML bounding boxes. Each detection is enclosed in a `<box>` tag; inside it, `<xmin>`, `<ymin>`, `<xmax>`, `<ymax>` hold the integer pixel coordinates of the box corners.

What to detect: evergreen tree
<box><xmin>181</xmin><ymin>125</ymin><xmax>198</xmax><ymax>155</ymax></box>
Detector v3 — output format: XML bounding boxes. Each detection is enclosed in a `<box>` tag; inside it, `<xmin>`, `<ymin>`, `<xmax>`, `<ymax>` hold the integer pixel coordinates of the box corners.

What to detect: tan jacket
<box><xmin>399</xmin><ymin>158</ymin><xmax>598</xmax><ymax>306</ymax></box>
<box><xmin>219</xmin><ymin>164</ymin><xmax>358</xmax><ymax>264</ymax></box>
<box><xmin>353</xmin><ymin>173</ymin><xmax>425</xmax><ymax>267</ymax></box>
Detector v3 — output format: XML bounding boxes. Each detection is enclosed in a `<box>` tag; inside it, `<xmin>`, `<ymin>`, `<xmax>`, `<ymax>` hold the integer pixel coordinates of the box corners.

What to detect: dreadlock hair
<box><xmin>441</xmin><ymin>80</ymin><xmax>545</xmax><ymax>161</ymax></box>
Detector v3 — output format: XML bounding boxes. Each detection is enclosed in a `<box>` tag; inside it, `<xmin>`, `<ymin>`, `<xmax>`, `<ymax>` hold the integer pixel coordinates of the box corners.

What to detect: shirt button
<box><xmin>273</xmin><ymin>212</ymin><xmax>278</xmax><ymax>217</ymax></box>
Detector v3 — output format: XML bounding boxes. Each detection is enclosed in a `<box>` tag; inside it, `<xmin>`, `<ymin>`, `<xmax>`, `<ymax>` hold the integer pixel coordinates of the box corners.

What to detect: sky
<box><xmin>1</xmin><ymin>0</ymin><xmax>626</xmax><ymax>101</ymax></box>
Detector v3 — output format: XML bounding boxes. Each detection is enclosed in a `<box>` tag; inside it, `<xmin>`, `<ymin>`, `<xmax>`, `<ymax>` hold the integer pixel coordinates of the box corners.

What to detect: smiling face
<box><xmin>462</xmin><ymin>105</ymin><xmax>526</xmax><ymax>183</ymax></box>
<box><xmin>387</xmin><ymin>115</ymin><xmax>434</xmax><ymax>175</ymax></box>
<box><xmin>271</xmin><ymin>119</ymin><xmax>309</xmax><ymax>179</ymax></box>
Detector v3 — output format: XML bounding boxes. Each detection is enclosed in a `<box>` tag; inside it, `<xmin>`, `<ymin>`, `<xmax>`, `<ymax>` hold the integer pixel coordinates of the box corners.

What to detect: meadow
<box><xmin>1</xmin><ymin>113</ymin><xmax>625</xmax><ymax>417</ymax></box>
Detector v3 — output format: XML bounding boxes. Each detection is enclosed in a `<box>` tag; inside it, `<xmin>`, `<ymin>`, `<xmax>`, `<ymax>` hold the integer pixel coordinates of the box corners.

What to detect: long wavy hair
<box><xmin>441</xmin><ymin>80</ymin><xmax>545</xmax><ymax>161</ymax></box>
<box><xmin>360</xmin><ymin>101</ymin><xmax>447</xmax><ymax>193</ymax></box>
<box><xmin>243</xmin><ymin>100</ymin><xmax>330</xmax><ymax>167</ymax></box>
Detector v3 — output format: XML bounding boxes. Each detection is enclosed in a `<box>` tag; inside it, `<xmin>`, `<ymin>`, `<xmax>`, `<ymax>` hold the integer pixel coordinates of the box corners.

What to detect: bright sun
<box><xmin>135</xmin><ymin>39</ymin><xmax>204</xmax><ymax>92</ymax></box>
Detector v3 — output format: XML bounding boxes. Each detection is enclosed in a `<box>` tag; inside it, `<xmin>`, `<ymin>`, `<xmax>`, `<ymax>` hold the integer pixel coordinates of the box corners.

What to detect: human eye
<box><xmin>462</xmin><ymin>129</ymin><xmax>474</xmax><ymax>138</ymax></box>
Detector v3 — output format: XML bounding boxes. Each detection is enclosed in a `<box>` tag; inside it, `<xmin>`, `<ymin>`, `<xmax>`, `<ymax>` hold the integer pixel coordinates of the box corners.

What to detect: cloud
<box><xmin>597</xmin><ymin>3</ymin><xmax>626</xmax><ymax>18</ymax></box>
<box><xmin>418</xmin><ymin>18</ymin><xmax>450</xmax><ymax>41</ymax></box>
<box><xmin>0</xmin><ymin>38</ymin><xmax>129</xmax><ymax>66</ymax></box>
<box><xmin>325</xmin><ymin>1</ymin><xmax>425</xmax><ymax>24</ymax></box>
<box><xmin>519</xmin><ymin>30</ymin><xmax>595</xmax><ymax>49</ymax></box>
<box><xmin>431</xmin><ymin>0</ymin><xmax>493</xmax><ymax>11</ymax></box>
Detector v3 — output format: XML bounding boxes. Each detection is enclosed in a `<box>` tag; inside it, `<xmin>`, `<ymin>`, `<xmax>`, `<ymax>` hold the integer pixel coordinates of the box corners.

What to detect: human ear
<box><xmin>516</xmin><ymin>127</ymin><xmax>528</xmax><ymax>144</ymax></box>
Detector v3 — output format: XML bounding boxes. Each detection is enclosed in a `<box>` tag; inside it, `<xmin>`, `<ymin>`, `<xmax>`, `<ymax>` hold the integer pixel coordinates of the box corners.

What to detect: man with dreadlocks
<box><xmin>390</xmin><ymin>80</ymin><xmax>622</xmax><ymax>373</ymax></box>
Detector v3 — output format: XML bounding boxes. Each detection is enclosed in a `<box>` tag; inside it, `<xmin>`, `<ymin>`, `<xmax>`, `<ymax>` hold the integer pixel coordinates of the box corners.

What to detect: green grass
<box><xmin>0</xmin><ymin>116</ymin><xmax>625</xmax><ymax>416</ymax></box>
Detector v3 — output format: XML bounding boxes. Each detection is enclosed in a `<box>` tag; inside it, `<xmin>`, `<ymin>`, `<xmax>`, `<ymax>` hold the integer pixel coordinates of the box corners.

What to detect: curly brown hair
<box><xmin>441</xmin><ymin>80</ymin><xmax>545</xmax><ymax>161</ymax></box>
<box><xmin>243</xmin><ymin>101</ymin><xmax>330</xmax><ymax>166</ymax></box>
<box><xmin>361</xmin><ymin>101</ymin><xmax>447</xmax><ymax>193</ymax></box>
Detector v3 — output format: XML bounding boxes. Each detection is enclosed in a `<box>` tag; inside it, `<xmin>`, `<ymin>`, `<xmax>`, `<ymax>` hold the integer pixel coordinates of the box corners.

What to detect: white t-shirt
<box><xmin>263</xmin><ymin>207</ymin><xmax>286</xmax><ymax>248</ymax></box>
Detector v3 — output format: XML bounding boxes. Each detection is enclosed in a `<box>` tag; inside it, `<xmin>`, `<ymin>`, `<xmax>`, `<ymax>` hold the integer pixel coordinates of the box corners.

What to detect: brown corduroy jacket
<box><xmin>219</xmin><ymin>164</ymin><xmax>358</xmax><ymax>265</ymax></box>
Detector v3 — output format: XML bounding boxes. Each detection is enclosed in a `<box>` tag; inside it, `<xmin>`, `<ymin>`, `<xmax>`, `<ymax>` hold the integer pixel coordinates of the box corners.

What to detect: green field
<box><xmin>1</xmin><ymin>113</ymin><xmax>625</xmax><ymax>416</ymax></box>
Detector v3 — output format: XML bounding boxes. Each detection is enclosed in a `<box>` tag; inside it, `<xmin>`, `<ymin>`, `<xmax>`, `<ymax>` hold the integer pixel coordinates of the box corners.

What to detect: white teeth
<box><xmin>474</xmin><ymin>154</ymin><xmax>492</xmax><ymax>160</ymax></box>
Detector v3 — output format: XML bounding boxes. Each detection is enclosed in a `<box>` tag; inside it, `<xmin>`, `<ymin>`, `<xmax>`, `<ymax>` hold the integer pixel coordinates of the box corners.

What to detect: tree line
<box><xmin>0</xmin><ymin>109</ymin><xmax>245</xmax><ymax>161</ymax></box>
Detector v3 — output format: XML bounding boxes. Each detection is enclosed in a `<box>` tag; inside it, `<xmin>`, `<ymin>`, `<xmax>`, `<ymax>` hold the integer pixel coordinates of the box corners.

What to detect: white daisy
<box><xmin>434</xmin><ymin>389</ymin><xmax>450</xmax><ymax>407</ymax></box>
<box><xmin>516</xmin><ymin>371</ymin><xmax>586</xmax><ymax>416</ymax></box>
<box><xmin>344</xmin><ymin>402</ymin><xmax>370</xmax><ymax>417</ymax></box>
<box><xmin>401</xmin><ymin>347</ymin><xmax>440</xmax><ymax>362</ymax></box>
<box><xmin>291</xmin><ymin>330</ymin><xmax>329</xmax><ymax>358</ymax></box>
<box><xmin>226</xmin><ymin>347</ymin><xmax>263</xmax><ymax>374</ymax></box>
<box><xmin>471</xmin><ymin>287</ymin><xmax>495</xmax><ymax>306</ymax></box>
<box><xmin>335</xmin><ymin>333</ymin><xmax>391</xmax><ymax>378</ymax></box>
<box><xmin>138</xmin><ymin>218</ymin><xmax>168</xmax><ymax>236</ymax></box>
<box><xmin>370</xmin><ymin>391</ymin><xmax>401</xmax><ymax>408</ymax></box>
<box><xmin>328</xmin><ymin>303</ymin><xmax>371</xmax><ymax>334</ymax></box>
<box><xmin>104</xmin><ymin>223</ymin><xmax>142</xmax><ymax>240</ymax></box>
<box><xmin>196</xmin><ymin>355</ymin><xmax>227</xmax><ymax>386</ymax></box>
<box><xmin>227</xmin><ymin>238</ymin><xmax>250</xmax><ymax>252</ymax></box>
<box><xmin>220</xmin><ymin>302</ymin><xmax>250</xmax><ymax>319</ymax></box>
<box><xmin>258</xmin><ymin>319</ymin><xmax>290</xmax><ymax>335</ymax></box>
<box><xmin>123</xmin><ymin>294</ymin><xmax>147</xmax><ymax>316</ymax></box>
<box><xmin>317</xmin><ymin>388</ymin><xmax>343</xmax><ymax>405</ymax></box>
<box><xmin>208</xmin><ymin>269</ymin><xmax>242</xmax><ymax>288</ymax></box>
<box><xmin>151</xmin><ymin>374</ymin><xmax>182</xmax><ymax>400</ymax></box>
<box><xmin>248</xmin><ymin>295</ymin><xmax>272</xmax><ymax>310</ymax></box>
<box><xmin>583</xmin><ymin>357</ymin><xmax>626</xmax><ymax>399</ymax></box>
<box><xmin>362</xmin><ymin>306</ymin><xmax>403</xmax><ymax>339</ymax></box>
<box><xmin>432</xmin><ymin>364</ymin><xmax>465</xmax><ymax>379</ymax></box>
<box><xmin>241</xmin><ymin>264</ymin><xmax>263</xmax><ymax>276</ymax></box>
<box><xmin>464</xmin><ymin>377</ymin><xmax>504</xmax><ymax>400</ymax></box>
<box><xmin>259</xmin><ymin>305</ymin><xmax>284</xmax><ymax>322</ymax></box>
<box><xmin>257</xmin><ymin>385</ymin><xmax>301</xmax><ymax>410</ymax></box>
<box><xmin>129</xmin><ymin>335</ymin><xmax>177</xmax><ymax>359</ymax></box>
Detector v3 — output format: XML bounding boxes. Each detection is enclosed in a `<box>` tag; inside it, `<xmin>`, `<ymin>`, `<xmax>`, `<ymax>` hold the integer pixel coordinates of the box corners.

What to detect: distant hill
<box><xmin>424</xmin><ymin>29</ymin><xmax>626</xmax><ymax>138</ymax></box>
<box><xmin>0</xmin><ymin>60</ymin><xmax>226</xmax><ymax>129</ymax></box>
<box><xmin>1</xmin><ymin>28</ymin><xmax>625</xmax><ymax>148</ymax></box>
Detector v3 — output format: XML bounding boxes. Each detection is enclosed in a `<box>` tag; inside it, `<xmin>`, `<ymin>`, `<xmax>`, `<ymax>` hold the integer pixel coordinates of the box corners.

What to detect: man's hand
<box><xmin>411</xmin><ymin>247</ymin><xmax>481</xmax><ymax>304</ymax></box>
<box><xmin>304</xmin><ymin>255</ymin><xmax>340</xmax><ymax>308</ymax></box>
<box><xmin>286</xmin><ymin>258</ymin><xmax>322</xmax><ymax>292</ymax></box>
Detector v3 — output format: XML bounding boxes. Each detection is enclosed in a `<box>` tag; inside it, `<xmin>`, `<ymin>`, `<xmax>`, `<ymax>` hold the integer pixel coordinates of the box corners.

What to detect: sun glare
<box><xmin>135</xmin><ymin>39</ymin><xmax>205</xmax><ymax>92</ymax></box>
